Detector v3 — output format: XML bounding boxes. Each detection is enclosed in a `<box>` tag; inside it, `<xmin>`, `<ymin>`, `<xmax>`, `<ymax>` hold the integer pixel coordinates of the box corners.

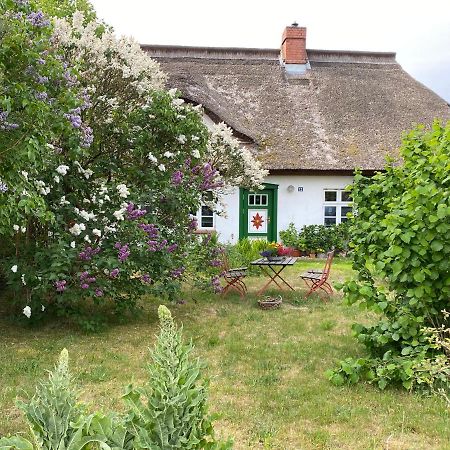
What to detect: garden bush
<box><xmin>0</xmin><ymin>305</ymin><xmax>232</xmax><ymax>449</ymax></box>
<box><xmin>279</xmin><ymin>223</ymin><xmax>350</xmax><ymax>254</ymax></box>
<box><xmin>0</xmin><ymin>0</ymin><xmax>266</xmax><ymax>324</ymax></box>
<box><xmin>328</xmin><ymin>121</ymin><xmax>450</xmax><ymax>391</ymax></box>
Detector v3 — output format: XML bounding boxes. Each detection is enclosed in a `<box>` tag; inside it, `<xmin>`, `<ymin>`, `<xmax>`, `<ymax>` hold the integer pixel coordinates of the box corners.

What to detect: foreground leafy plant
<box><xmin>328</xmin><ymin>121</ymin><xmax>450</xmax><ymax>391</ymax></box>
<box><xmin>0</xmin><ymin>306</ymin><xmax>232</xmax><ymax>449</ymax></box>
<box><xmin>123</xmin><ymin>305</ymin><xmax>232</xmax><ymax>449</ymax></box>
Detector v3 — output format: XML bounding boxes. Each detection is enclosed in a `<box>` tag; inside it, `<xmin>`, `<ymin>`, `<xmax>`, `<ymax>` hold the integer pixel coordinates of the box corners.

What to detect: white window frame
<box><xmin>323</xmin><ymin>189</ymin><xmax>352</xmax><ymax>226</ymax></box>
<box><xmin>196</xmin><ymin>192</ymin><xmax>215</xmax><ymax>230</ymax></box>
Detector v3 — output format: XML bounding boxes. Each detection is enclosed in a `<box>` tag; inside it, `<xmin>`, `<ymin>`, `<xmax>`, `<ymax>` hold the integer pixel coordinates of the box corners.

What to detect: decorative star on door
<box><xmin>248</xmin><ymin>209</ymin><xmax>267</xmax><ymax>233</ymax></box>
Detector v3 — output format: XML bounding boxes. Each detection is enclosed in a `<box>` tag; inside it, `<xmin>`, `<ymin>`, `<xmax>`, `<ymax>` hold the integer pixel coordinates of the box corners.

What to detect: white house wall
<box><xmin>214</xmin><ymin>174</ymin><xmax>354</xmax><ymax>244</ymax></box>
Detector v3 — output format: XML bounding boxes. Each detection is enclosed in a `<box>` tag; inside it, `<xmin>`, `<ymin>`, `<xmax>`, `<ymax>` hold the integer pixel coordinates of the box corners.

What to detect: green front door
<box><xmin>239</xmin><ymin>183</ymin><xmax>278</xmax><ymax>242</ymax></box>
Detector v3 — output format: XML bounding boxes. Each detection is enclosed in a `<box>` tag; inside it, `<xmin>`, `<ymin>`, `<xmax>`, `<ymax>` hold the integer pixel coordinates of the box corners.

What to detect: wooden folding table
<box><xmin>251</xmin><ymin>257</ymin><xmax>298</xmax><ymax>295</ymax></box>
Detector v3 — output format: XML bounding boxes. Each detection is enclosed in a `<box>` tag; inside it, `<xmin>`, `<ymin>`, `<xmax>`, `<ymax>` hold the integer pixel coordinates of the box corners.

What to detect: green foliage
<box><xmin>225</xmin><ymin>238</ymin><xmax>268</xmax><ymax>274</ymax></box>
<box><xmin>123</xmin><ymin>305</ymin><xmax>232</xmax><ymax>449</ymax></box>
<box><xmin>330</xmin><ymin>121</ymin><xmax>450</xmax><ymax>391</ymax></box>
<box><xmin>0</xmin><ymin>307</ymin><xmax>231</xmax><ymax>448</ymax></box>
<box><xmin>279</xmin><ymin>223</ymin><xmax>350</xmax><ymax>253</ymax></box>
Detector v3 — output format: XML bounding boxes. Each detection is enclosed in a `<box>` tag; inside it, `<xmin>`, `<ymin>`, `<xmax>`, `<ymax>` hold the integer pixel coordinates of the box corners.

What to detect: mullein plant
<box><xmin>0</xmin><ymin>306</ymin><xmax>232</xmax><ymax>449</ymax></box>
<box><xmin>123</xmin><ymin>305</ymin><xmax>232</xmax><ymax>449</ymax></box>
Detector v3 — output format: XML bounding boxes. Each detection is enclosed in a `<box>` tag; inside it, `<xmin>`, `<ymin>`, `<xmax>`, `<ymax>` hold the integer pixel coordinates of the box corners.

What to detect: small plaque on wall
<box><xmin>298</xmin><ymin>187</ymin><xmax>304</xmax><ymax>192</ymax></box>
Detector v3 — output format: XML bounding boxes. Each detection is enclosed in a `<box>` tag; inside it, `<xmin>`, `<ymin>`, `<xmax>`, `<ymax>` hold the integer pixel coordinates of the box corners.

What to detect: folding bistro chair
<box><xmin>221</xmin><ymin>256</ymin><xmax>248</xmax><ymax>298</ymax></box>
<box><xmin>300</xmin><ymin>250</ymin><xmax>334</xmax><ymax>298</ymax></box>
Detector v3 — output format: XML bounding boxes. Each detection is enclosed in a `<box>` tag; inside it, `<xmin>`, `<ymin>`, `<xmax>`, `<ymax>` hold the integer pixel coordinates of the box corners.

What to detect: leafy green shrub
<box><xmin>1</xmin><ymin>306</ymin><xmax>232</xmax><ymax>449</ymax></box>
<box><xmin>328</xmin><ymin>121</ymin><xmax>450</xmax><ymax>391</ymax></box>
<box><xmin>225</xmin><ymin>238</ymin><xmax>268</xmax><ymax>274</ymax></box>
<box><xmin>279</xmin><ymin>223</ymin><xmax>350</xmax><ymax>254</ymax></box>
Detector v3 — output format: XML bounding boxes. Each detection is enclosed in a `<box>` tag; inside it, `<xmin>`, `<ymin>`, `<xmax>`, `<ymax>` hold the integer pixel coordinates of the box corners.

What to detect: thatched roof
<box><xmin>141</xmin><ymin>45</ymin><xmax>450</xmax><ymax>172</ymax></box>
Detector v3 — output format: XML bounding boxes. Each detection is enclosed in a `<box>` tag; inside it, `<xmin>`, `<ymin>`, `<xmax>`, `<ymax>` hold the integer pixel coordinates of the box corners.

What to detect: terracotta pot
<box><xmin>309</xmin><ymin>253</ymin><xmax>316</xmax><ymax>258</ymax></box>
<box><xmin>289</xmin><ymin>249</ymin><xmax>301</xmax><ymax>257</ymax></box>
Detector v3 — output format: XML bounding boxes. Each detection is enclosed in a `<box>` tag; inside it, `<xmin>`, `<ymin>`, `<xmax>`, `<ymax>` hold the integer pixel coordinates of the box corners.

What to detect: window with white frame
<box><xmin>323</xmin><ymin>189</ymin><xmax>353</xmax><ymax>226</ymax></box>
<box><xmin>197</xmin><ymin>192</ymin><xmax>215</xmax><ymax>229</ymax></box>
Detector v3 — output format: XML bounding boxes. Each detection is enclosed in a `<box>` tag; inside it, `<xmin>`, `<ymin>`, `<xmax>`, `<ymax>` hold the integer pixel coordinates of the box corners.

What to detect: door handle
<box><xmin>267</xmin><ymin>216</ymin><xmax>271</xmax><ymax>224</ymax></box>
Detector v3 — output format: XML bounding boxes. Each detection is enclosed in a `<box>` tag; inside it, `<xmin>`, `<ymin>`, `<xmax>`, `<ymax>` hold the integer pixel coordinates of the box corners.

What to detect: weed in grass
<box><xmin>319</xmin><ymin>319</ymin><xmax>337</xmax><ymax>331</ymax></box>
<box><xmin>78</xmin><ymin>366</ymin><xmax>110</xmax><ymax>383</ymax></box>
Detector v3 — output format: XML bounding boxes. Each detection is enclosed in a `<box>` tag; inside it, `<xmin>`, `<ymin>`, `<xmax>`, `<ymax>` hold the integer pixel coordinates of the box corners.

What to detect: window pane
<box><xmin>255</xmin><ymin>195</ymin><xmax>261</xmax><ymax>205</ymax></box>
<box><xmin>248</xmin><ymin>195</ymin><xmax>254</xmax><ymax>205</ymax></box>
<box><xmin>341</xmin><ymin>191</ymin><xmax>352</xmax><ymax>202</ymax></box>
<box><xmin>324</xmin><ymin>217</ymin><xmax>336</xmax><ymax>226</ymax></box>
<box><xmin>325</xmin><ymin>191</ymin><xmax>337</xmax><ymax>202</ymax></box>
<box><xmin>201</xmin><ymin>206</ymin><xmax>213</xmax><ymax>217</ymax></box>
<box><xmin>341</xmin><ymin>206</ymin><xmax>352</xmax><ymax>219</ymax></box>
<box><xmin>324</xmin><ymin>206</ymin><xmax>336</xmax><ymax>216</ymax></box>
<box><xmin>201</xmin><ymin>216</ymin><xmax>214</xmax><ymax>228</ymax></box>
<box><xmin>261</xmin><ymin>195</ymin><xmax>267</xmax><ymax>206</ymax></box>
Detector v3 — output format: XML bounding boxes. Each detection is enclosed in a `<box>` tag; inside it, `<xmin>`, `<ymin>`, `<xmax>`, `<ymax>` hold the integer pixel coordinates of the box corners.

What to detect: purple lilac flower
<box><xmin>0</xmin><ymin>181</ymin><xmax>8</xmax><ymax>193</ymax></box>
<box><xmin>110</xmin><ymin>268</ymin><xmax>120</xmax><ymax>278</ymax></box>
<box><xmin>141</xmin><ymin>274</ymin><xmax>152</xmax><ymax>284</ymax></box>
<box><xmin>14</xmin><ymin>0</ymin><xmax>29</xmax><ymax>6</ymax></box>
<box><xmin>27</xmin><ymin>11</ymin><xmax>50</xmax><ymax>28</ymax></box>
<box><xmin>80</xmin><ymin>90</ymin><xmax>92</xmax><ymax>110</ymax></box>
<box><xmin>210</xmin><ymin>259</ymin><xmax>221</xmax><ymax>267</ymax></box>
<box><xmin>211</xmin><ymin>275</ymin><xmax>223</xmax><ymax>293</ymax></box>
<box><xmin>200</xmin><ymin>162</ymin><xmax>223</xmax><ymax>190</ymax></box>
<box><xmin>37</xmin><ymin>75</ymin><xmax>49</xmax><ymax>84</ymax></box>
<box><xmin>188</xmin><ymin>217</ymin><xmax>198</xmax><ymax>231</ymax></box>
<box><xmin>115</xmin><ymin>243</ymin><xmax>130</xmax><ymax>262</ymax></box>
<box><xmin>94</xmin><ymin>288</ymin><xmax>104</xmax><ymax>297</ymax></box>
<box><xmin>171</xmin><ymin>266</ymin><xmax>185</xmax><ymax>279</ymax></box>
<box><xmin>81</xmin><ymin>283</ymin><xmax>89</xmax><ymax>289</ymax></box>
<box><xmin>167</xmin><ymin>243</ymin><xmax>178</xmax><ymax>253</ymax></box>
<box><xmin>63</xmin><ymin>70</ymin><xmax>77</xmax><ymax>86</ymax></box>
<box><xmin>0</xmin><ymin>110</ymin><xmax>19</xmax><ymax>131</ymax></box>
<box><xmin>80</xmin><ymin>271</ymin><xmax>89</xmax><ymax>280</ymax></box>
<box><xmin>37</xmin><ymin>58</ymin><xmax>45</xmax><ymax>65</ymax></box>
<box><xmin>139</xmin><ymin>223</ymin><xmax>158</xmax><ymax>238</ymax></box>
<box><xmin>87</xmin><ymin>277</ymin><xmax>96</xmax><ymax>283</ymax></box>
<box><xmin>54</xmin><ymin>279</ymin><xmax>67</xmax><ymax>292</ymax></box>
<box><xmin>78</xmin><ymin>246</ymin><xmax>101</xmax><ymax>261</ymax></box>
<box><xmin>184</xmin><ymin>158</ymin><xmax>191</xmax><ymax>168</ymax></box>
<box><xmin>13</xmin><ymin>12</ymin><xmax>24</xmax><ymax>19</ymax></box>
<box><xmin>64</xmin><ymin>111</ymin><xmax>82</xmax><ymax>128</ymax></box>
<box><xmin>147</xmin><ymin>239</ymin><xmax>167</xmax><ymax>252</ymax></box>
<box><xmin>80</xmin><ymin>125</ymin><xmax>93</xmax><ymax>148</ymax></box>
<box><xmin>35</xmin><ymin>91</ymin><xmax>48</xmax><ymax>101</ymax></box>
<box><xmin>126</xmin><ymin>203</ymin><xmax>147</xmax><ymax>220</ymax></box>
<box><xmin>171</xmin><ymin>170</ymin><xmax>183</xmax><ymax>186</ymax></box>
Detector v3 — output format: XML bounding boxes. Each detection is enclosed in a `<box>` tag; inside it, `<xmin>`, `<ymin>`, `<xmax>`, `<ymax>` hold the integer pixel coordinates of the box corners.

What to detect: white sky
<box><xmin>91</xmin><ymin>0</ymin><xmax>450</xmax><ymax>102</ymax></box>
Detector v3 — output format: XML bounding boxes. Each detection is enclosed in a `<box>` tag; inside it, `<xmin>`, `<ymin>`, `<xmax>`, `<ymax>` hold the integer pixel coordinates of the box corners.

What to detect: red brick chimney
<box><xmin>281</xmin><ymin>22</ymin><xmax>307</xmax><ymax>64</ymax></box>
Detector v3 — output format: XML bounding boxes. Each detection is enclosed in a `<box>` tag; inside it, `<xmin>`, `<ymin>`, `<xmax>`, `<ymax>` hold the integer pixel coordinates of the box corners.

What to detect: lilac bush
<box><xmin>0</xmin><ymin>0</ymin><xmax>267</xmax><ymax>326</ymax></box>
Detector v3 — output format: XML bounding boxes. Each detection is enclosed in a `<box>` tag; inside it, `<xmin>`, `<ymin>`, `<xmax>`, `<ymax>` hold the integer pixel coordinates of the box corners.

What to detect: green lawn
<box><xmin>1</xmin><ymin>258</ymin><xmax>449</xmax><ymax>449</ymax></box>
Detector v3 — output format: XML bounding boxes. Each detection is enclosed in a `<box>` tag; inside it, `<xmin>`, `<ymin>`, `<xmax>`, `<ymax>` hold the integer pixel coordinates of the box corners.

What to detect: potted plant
<box><xmin>260</xmin><ymin>243</ymin><xmax>287</xmax><ymax>262</ymax></box>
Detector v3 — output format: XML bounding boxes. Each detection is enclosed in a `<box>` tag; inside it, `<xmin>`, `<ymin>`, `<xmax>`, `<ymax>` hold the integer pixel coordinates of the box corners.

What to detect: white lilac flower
<box><xmin>60</xmin><ymin>196</ymin><xmax>70</xmax><ymax>206</ymax></box>
<box><xmin>192</xmin><ymin>149</ymin><xmax>200</xmax><ymax>159</ymax></box>
<box><xmin>191</xmin><ymin>135</ymin><xmax>200</xmax><ymax>142</ymax></box>
<box><xmin>103</xmin><ymin>268</ymin><xmax>109</xmax><ymax>275</ymax></box>
<box><xmin>78</xmin><ymin>209</ymin><xmax>96</xmax><ymax>221</ymax></box>
<box><xmin>56</xmin><ymin>165</ymin><xmax>69</xmax><ymax>175</ymax></box>
<box><xmin>48</xmin><ymin>231</ymin><xmax>53</xmax><ymax>237</ymax></box>
<box><xmin>158</xmin><ymin>164</ymin><xmax>166</xmax><ymax>172</ymax></box>
<box><xmin>164</xmin><ymin>151</ymin><xmax>174</xmax><ymax>158</ymax></box>
<box><xmin>69</xmin><ymin>223</ymin><xmax>85</xmax><ymax>236</ymax></box>
<box><xmin>21</xmin><ymin>171</ymin><xmax>28</xmax><ymax>180</ymax></box>
<box><xmin>92</xmin><ymin>228</ymin><xmax>101</xmax><ymax>237</ymax></box>
<box><xmin>54</xmin><ymin>175</ymin><xmax>60</xmax><ymax>183</ymax></box>
<box><xmin>177</xmin><ymin>134</ymin><xmax>186</xmax><ymax>144</ymax></box>
<box><xmin>172</xmin><ymin>98</ymin><xmax>184</xmax><ymax>107</ymax></box>
<box><xmin>21</xmin><ymin>226</ymin><xmax>26</xmax><ymax>233</ymax></box>
<box><xmin>11</xmin><ymin>265</ymin><xmax>18</xmax><ymax>273</ymax></box>
<box><xmin>104</xmin><ymin>225</ymin><xmax>117</xmax><ymax>234</ymax></box>
<box><xmin>70</xmin><ymin>241</ymin><xmax>76</xmax><ymax>248</ymax></box>
<box><xmin>83</xmin><ymin>198</ymin><xmax>90</xmax><ymax>203</ymax></box>
<box><xmin>84</xmin><ymin>234</ymin><xmax>91</xmax><ymax>243</ymax></box>
<box><xmin>104</xmin><ymin>195</ymin><xmax>110</xmax><ymax>201</ymax></box>
<box><xmin>113</xmin><ymin>208</ymin><xmax>126</xmax><ymax>221</ymax></box>
<box><xmin>23</xmin><ymin>305</ymin><xmax>31</xmax><ymax>318</ymax></box>
<box><xmin>13</xmin><ymin>224</ymin><xmax>19</xmax><ymax>232</ymax></box>
<box><xmin>21</xmin><ymin>190</ymin><xmax>28</xmax><ymax>196</ymax></box>
<box><xmin>41</xmin><ymin>305</ymin><xmax>45</xmax><ymax>312</ymax></box>
<box><xmin>21</xmin><ymin>274</ymin><xmax>26</xmax><ymax>285</ymax></box>
<box><xmin>46</xmin><ymin>143</ymin><xmax>55</xmax><ymax>149</ymax></box>
<box><xmin>116</xmin><ymin>184</ymin><xmax>130</xmax><ymax>198</ymax></box>
<box><xmin>168</xmin><ymin>88</ymin><xmax>177</xmax><ymax>97</ymax></box>
<box><xmin>147</xmin><ymin>153</ymin><xmax>157</xmax><ymax>163</ymax></box>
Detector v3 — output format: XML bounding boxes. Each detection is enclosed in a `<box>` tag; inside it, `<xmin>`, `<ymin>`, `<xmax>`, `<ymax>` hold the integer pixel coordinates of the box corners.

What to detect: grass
<box><xmin>1</xmin><ymin>258</ymin><xmax>450</xmax><ymax>449</ymax></box>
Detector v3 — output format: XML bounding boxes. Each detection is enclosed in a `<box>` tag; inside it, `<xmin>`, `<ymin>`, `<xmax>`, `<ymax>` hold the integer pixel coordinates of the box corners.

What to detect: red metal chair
<box><xmin>300</xmin><ymin>250</ymin><xmax>334</xmax><ymax>298</ymax></box>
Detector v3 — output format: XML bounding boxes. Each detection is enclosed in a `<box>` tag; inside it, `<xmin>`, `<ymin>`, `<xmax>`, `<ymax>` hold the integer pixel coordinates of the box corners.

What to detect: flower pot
<box><xmin>289</xmin><ymin>249</ymin><xmax>301</xmax><ymax>257</ymax></box>
<box><xmin>309</xmin><ymin>253</ymin><xmax>316</xmax><ymax>258</ymax></box>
